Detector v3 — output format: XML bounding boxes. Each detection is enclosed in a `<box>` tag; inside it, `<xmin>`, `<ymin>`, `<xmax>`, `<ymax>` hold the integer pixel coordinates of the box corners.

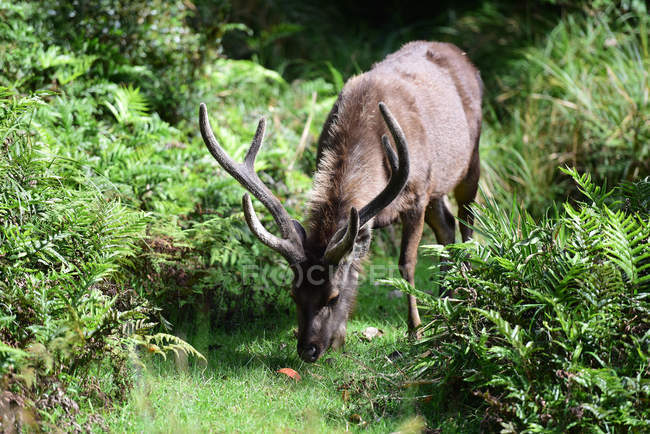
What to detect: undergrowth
<box><xmin>480</xmin><ymin>1</ymin><xmax>649</xmax><ymax>214</ymax></box>
<box><xmin>387</xmin><ymin>170</ymin><xmax>650</xmax><ymax>431</ymax></box>
<box><xmin>1</xmin><ymin>0</ymin><xmax>333</xmax><ymax>429</ymax></box>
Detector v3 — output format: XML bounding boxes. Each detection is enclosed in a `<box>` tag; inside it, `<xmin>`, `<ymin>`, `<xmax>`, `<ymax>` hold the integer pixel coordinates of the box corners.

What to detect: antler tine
<box><xmin>200</xmin><ymin>103</ymin><xmax>239</xmax><ymax>171</ymax></box>
<box><xmin>381</xmin><ymin>134</ymin><xmax>398</xmax><ymax>174</ymax></box>
<box><xmin>242</xmin><ymin>194</ymin><xmax>305</xmax><ymax>264</ymax></box>
<box><xmin>244</xmin><ymin>116</ymin><xmax>265</xmax><ymax>169</ymax></box>
<box><xmin>199</xmin><ymin>103</ymin><xmax>305</xmax><ymax>263</ymax></box>
<box><xmin>358</xmin><ymin>102</ymin><xmax>410</xmax><ymax>227</ymax></box>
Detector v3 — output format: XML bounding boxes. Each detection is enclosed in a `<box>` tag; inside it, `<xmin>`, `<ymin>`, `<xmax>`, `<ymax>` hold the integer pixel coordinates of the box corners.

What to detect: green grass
<box><xmin>102</xmin><ymin>265</ymin><xmax>426</xmax><ymax>433</ymax></box>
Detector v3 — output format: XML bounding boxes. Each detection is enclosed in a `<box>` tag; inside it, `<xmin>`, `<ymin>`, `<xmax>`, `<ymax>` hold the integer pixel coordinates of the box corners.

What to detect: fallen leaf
<box><xmin>341</xmin><ymin>389</ymin><xmax>350</xmax><ymax>402</ymax></box>
<box><xmin>361</xmin><ymin>326</ymin><xmax>384</xmax><ymax>341</ymax></box>
<box><xmin>277</xmin><ymin>368</ymin><xmax>301</xmax><ymax>381</ymax></box>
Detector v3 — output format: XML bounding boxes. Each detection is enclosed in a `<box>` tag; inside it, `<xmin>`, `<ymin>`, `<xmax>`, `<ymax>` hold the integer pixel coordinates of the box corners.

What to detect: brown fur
<box><xmin>307</xmin><ymin>41</ymin><xmax>483</xmax><ymax>333</ymax></box>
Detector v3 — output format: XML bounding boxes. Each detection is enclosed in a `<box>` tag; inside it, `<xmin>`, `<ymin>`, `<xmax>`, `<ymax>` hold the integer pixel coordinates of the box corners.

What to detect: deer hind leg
<box><xmin>425</xmin><ymin>197</ymin><xmax>456</xmax><ymax>245</ymax></box>
<box><xmin>454</xmin><ymin>146</ymin><xmax>480</xmax><ymax>242</ymax></box>
<box><xmin>399</xmin><ymin>211</ymin><xmax>426</xmax><ymax>339</ymax></box>
<box><xmin>425</xmin><ymin>197</ymin><xmax>456</xmax><ymax>284</ymax></box>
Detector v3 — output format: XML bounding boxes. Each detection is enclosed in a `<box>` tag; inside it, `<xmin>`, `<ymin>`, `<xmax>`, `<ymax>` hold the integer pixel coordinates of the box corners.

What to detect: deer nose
<box><xmin>299</xmin><ymin>344</ymin><xmax>319</xmax><ymax>362</ymax></box>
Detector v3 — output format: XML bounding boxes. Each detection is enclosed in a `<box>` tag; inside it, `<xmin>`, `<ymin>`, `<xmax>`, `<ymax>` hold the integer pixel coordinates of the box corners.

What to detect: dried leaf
<box><xmin>277</xmin><ymin>368</ymin><xmax>301</xmax><ymax>381</ymax></box>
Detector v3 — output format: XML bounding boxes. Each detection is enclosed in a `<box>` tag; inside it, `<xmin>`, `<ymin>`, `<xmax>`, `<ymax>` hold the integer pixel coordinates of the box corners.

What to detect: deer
<box><xmin>199</xmin><ymin>41</ymin><xmax>482</xmax><ymax>362</ymax></box>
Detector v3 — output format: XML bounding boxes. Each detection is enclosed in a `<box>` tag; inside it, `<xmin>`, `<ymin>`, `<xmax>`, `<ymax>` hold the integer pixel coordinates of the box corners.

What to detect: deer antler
<box><xmin>199</xmin><ymin>103</ymin><xmax>306</xmax><ymax>264</ymax></box>
<box><xmin>324</xmin><ymin>102</ymin><xmax>410</xmax><ymax>263</ymax></box>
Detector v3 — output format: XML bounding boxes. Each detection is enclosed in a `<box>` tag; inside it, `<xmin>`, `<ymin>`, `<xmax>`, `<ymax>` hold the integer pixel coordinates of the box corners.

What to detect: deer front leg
<box><xmin>399</xmin><ymin>211</ymin><xmax>425</xmax><ymax>339</ymax></box>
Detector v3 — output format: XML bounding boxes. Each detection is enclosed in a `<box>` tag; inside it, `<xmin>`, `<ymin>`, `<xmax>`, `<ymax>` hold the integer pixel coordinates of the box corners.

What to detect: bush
<box><xmin>0</xmin><ymin>88</ymin><xmax>151</xmax><ymax>429</ymax></box>
<box><xmin>393</xmin><ymin>169</ymin><xmax>649</xmax><ymax>431</ymax></box>
<box><xmin>1</xmin><ymin>2</ymin><xmax>336</xmax><ymax>427</ymax></box>
<box><xmin>31</xmin><ymin>0</ymin><xmax>209</xmax><ymax>122</ymax></box>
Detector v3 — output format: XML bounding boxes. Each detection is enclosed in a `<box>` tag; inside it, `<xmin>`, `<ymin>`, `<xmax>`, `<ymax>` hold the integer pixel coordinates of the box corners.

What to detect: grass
<box><xmin>102</xmin><ymin>258</ymin><xmax>429</xmax><ymax>433</ymax></box>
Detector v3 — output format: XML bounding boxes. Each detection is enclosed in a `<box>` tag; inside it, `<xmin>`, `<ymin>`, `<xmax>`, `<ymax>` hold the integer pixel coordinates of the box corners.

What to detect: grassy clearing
<box><xmin>102</xmin><ymin>264</ymin><xmax>427</xmax><ymax>433</ymax></box>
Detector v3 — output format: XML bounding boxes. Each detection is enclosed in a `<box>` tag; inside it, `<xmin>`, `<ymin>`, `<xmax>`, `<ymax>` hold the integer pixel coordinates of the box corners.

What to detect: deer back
<box><xmin>311</xmin><ymin>41</ymin><xmax>482</xmax><ymax>235</ymax></box>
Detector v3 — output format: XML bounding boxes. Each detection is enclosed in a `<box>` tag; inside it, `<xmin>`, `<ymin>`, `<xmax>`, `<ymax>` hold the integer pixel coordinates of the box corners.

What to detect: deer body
<box><xmin>199</xmin><ymin>41</ymin><xmax>482</xmax><ymax>362</ymax></box>
<box><xmin>311</xmin><ymin>41</ymin><xmax>481</xmax><ymax>239</ymax></box>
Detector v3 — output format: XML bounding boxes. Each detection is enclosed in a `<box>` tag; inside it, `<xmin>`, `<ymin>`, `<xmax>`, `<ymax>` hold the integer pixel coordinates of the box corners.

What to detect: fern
<box><xmin>390</xmin><ymin>168</ymin><xmax>650</xmax><ymax>431</ymax></box>
<box><xmin>620</xmin><ymin>177</ymin><xmax>650</xmax><ymax>216</ymax></box>
<box><xmin>104</xmin><ymin>85</ymin><xmax>150</xmax><ymax>125</ymax></box>
<box><xmin>133</xmin><ymin>332</ymin><xmax>206</xmax><ymax>364</ymax></box>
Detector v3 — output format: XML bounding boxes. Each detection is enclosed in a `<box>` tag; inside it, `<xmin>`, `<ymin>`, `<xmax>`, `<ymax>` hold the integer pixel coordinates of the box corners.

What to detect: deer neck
<box><xmin>306</xmin><ymin>139</ymin><xmax>385</xmax><ymax>251</ymax></box>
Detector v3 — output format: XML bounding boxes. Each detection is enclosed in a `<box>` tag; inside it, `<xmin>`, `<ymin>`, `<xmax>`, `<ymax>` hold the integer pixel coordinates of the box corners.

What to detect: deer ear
<box><xmin>292</xmin><ymin>220</ymin><xmax>307</xmax><ymax>244</ymax></box>
<box><xmin>323</xmin><ymin>207</ymin><xmax>359</xmax><ymax>264</ymax></box>
<box><xmin>352</xmin><ymin>225</ymin><xmax>372</xmax><ymax>259</ymax></box>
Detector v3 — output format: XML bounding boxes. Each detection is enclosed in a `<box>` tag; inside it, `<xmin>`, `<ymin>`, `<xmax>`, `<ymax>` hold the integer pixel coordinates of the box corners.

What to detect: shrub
<box><xmin>394</xmin><ymin>169</ymin><xmax>649</xmax><ymax>431</ymax></box>
<box><xmin>31</xmin><ymin>0</ymin><xmax>205</xmax><ymax>122</ymax></box>
<box><xmin>0</xmin><ymin>83</ymin><xmax>211</xmax><ymax>430</ymax></box>
<box><xmin>0</xmin><ymin>88</ymin><xmax>141</xmax><ymax>425</ymax></box>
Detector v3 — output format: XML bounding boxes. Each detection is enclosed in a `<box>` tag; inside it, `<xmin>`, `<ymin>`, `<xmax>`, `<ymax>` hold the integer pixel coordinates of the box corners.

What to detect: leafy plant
<box><xmin>393</xmin><ymin>169</ymin><xmax>649</xmax><ymax>431</ymax></box>
<box><xmin>0</xmin><ymin>87</ymin><xmax>205</xmax><ymax>430</ymax></box>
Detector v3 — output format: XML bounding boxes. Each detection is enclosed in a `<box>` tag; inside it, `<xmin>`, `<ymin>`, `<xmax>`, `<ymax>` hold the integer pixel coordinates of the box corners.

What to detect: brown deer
<box><xmin>199</xmin><ymin>41</ymin><xmax>482</xmax><ymax>362</ymax></box>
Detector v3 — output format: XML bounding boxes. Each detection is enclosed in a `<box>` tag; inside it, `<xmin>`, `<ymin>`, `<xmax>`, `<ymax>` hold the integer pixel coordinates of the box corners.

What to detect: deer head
<box><xmin>199</xmin><ymin>102</ymin><xmax>409</xmax><ymax>362</ymax></box>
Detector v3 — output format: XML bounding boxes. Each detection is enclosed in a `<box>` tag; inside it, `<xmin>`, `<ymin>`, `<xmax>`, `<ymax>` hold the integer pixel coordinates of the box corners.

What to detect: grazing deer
<box><xmin>199</xmin><ymin>41</ymin><xmax>482</xmax><ymax>362</ymax></box>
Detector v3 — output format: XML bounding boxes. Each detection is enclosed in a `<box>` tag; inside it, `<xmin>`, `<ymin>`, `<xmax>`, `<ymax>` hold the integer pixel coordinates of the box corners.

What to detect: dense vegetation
<box><xmin>387</xmin><ymin>169</ymin><xmax>649</xmax><ymax>431</ymax></box>
<box><xmin>1</xmin><ymin>0</ymin><xmax>648</xmax><ymax>431</ymax></box>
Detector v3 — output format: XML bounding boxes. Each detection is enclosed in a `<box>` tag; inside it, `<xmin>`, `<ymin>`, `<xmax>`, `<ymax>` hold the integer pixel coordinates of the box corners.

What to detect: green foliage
<box><xmin>31</xmin><ymin>0</ymin><xmax>204</xmax><ymax>122</ymax></box>
<box><xmin>481</xmin><ymin>1</ymin><xmax>649</xmax><ymax>214</ymax></box>
<box><xmin>1</xmin><ymin>0</ymin><xmax>335</xmax><ymax>428</ymax></box>
<box><xmin>1</xmin><ymin>82</ymin><xmax>203</xmax><ymax>379</ymax></box>
<box><xmin>1</xmin><ymin>88</ymin><xmax>143</xmax><ymax>408</ymax></box>
<box><xmin>396</xmin><ymin>170</ymin><xmax>650</xmax><ymax>431</ymax></box>
<box><xmin>132</xmin><ymin>333</ymin><xmax>206</xmax><ymax>365</ymax></box>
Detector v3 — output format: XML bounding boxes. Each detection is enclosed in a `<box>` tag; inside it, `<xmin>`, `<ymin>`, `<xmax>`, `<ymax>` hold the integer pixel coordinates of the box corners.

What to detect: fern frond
<box><xmin>601</xmin><ymin>207</ymin><xmax>650</xmax><ymax>286</ymax></box>
<box><xmin>145</xmin><ymin>333</ymin><xmax>206</xmax><ymax>363</ymax></box>
<box><xmin>620</xmin><ymin>177</ymin><xmax>650</xmax><ymax>216</ymax></box>
<box><xmin>561</xmin><ymin>167</ymin><xmax>615</xmax><ymax>208</ymax></box>
<box><xmin>104</xmin><ymin>85</ymin><xmax>149</xmax><ymax>125</ymax></box>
